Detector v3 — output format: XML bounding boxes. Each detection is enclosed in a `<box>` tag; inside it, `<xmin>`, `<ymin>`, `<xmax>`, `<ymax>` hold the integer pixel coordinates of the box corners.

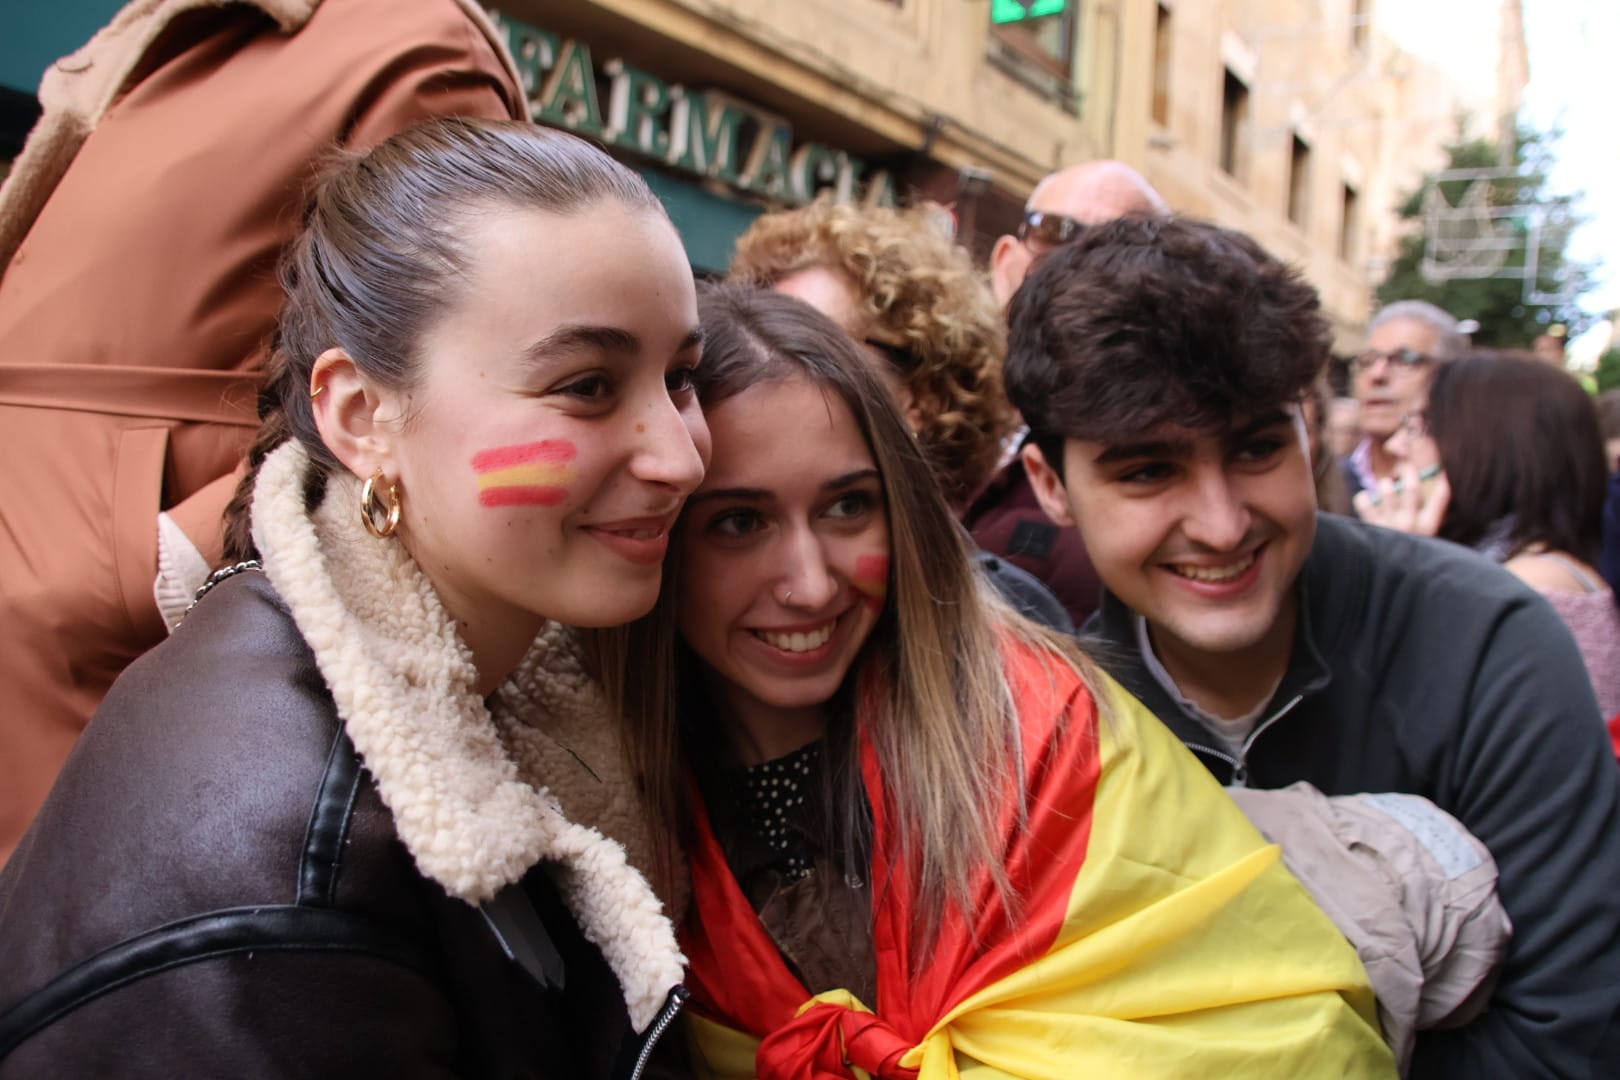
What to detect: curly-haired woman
<box><xmin>729</xmin><ymin>201</ymin><xmax>1015</xmax><ymax>510</ymax></box>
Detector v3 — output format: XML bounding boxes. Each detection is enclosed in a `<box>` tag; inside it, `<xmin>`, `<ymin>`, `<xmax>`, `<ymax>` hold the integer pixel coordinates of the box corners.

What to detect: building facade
<box><xmin>483</xmin><ymin>0</ymin><xmax>1129</xmax><ymax>267</ymax></box>
<box><xmin>0</xmin><ymin>0</ymin><xmax>1129</xmax><ymax>267</ymax></box>
<box><xmin>464</xmin><ymin>0</ymin><xmax>1521</xmax><ymax>344</ymax></box>
<box><xmin>1</xmin><ymin>0</ymin><xmax>1516</xmax><ymax>339</ymax></box>
<box><xmin>1133</xmin><ymin>0</ymin><xmax>1510</xmax><ymax>350</ymax></box>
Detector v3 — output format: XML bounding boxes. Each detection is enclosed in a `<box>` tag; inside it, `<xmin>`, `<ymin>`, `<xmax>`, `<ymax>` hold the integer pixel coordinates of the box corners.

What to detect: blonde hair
<box><xmin>586</xmin><ymin>285</ymin><xmax>1107</xmax><ymax>951</ymax></box>
<box><xmin>729</xmin><ymin>201</ymin><xmax>1016</xmax><ymax>506</ymax></box>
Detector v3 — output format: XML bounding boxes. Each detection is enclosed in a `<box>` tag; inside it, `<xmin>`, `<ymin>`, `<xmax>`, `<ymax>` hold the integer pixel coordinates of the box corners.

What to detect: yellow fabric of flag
<box><xmin>684</xmin><ymin>662</ymin><xmax>1395</xmax><ymax>1079</ymax></box>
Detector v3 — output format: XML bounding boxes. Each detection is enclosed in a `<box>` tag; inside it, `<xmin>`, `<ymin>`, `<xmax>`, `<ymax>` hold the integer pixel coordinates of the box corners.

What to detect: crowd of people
<box><xmin>1</xmin><ymin>2</ymin><xmax>1618</xmax><ymax>1078</ymax></box>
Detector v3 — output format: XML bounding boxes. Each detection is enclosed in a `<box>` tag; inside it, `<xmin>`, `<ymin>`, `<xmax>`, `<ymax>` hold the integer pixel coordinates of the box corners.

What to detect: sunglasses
<box><xmin>1354</xmin><ymin>347</ymin><xmax>1432</xmax><ymax>372</ymax></box>
<box><xmin>1016</xmin><ymin>209</ymin><xmax>1086</xmax><ymax>251</ymax></box>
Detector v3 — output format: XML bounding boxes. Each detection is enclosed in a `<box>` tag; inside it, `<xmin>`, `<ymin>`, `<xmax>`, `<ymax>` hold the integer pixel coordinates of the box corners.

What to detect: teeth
<box><xmin>1170</xmin><ymin>554</ymin><xmax>1255</xmax><ymax>583</ymax></box>
<box><xmin>756</xmin><ymin>624</ymin><xmax>834</xmax><ymax>652</ymax></box>
<box><xmin>612</xmin><ymin>528</ymin><xmax>660</xmax><ymax>540</ymax></box>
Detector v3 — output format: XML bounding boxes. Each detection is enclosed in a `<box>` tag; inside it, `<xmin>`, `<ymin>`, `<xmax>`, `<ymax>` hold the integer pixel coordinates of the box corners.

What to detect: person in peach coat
<box><xmin>0</xmin><ymin>0</ymin><xmax>527</xmax><ymax>865</ymax></box>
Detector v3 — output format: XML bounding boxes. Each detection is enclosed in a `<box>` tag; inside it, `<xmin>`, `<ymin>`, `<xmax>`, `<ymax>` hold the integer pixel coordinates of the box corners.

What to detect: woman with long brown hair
<box><xmin>729</xmin><ymin>200</ymin><xmax>1074</xmax><ymax>630</ymax></box>
<box><xmin>1359</xmin><ymin>349</ymin><xmax>1619</xmax><ymax>721</ymax></box>
<box><xmin>592</xmin><ymin>285</ymin><xmax>1394</xmax><ymax>1079</ymax></box>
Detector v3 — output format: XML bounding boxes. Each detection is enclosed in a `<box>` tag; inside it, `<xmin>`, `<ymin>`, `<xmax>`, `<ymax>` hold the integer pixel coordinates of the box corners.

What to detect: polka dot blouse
<box><xmin>742</xmin><ymin>741</ymin><xmax>822</xmax><ymax>881</ymax></box>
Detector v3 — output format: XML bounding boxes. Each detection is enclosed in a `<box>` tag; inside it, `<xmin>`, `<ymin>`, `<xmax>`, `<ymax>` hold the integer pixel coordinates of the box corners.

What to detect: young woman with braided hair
<box><xmin>0</xmin><ymin>118</ymin><xmax>708</xmax><ymax>1077</ymax></box>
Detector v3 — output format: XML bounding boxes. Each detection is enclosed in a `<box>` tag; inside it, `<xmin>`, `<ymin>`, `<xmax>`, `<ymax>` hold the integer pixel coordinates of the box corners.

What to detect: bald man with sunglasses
<box><xmin>966</xmin><ymin>161</ymin><xmax>1168</xmax><ymax>624</ymax></box>
<box><xmin>989</xmin><ymin>160</ymin><xmax>1169</xmax><ymax>306</ymax></box>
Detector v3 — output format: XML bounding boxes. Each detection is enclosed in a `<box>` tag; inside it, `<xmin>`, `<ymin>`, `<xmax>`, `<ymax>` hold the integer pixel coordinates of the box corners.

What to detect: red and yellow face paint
<box><xmin>852</xmin><ymin>553</ymin><xmax>890</xmax><ymax>614</ymax></box>
<box><xmin>471</xmin><ymin>440</ymin><xmax>577</xmax><ymax>507</ymax></box>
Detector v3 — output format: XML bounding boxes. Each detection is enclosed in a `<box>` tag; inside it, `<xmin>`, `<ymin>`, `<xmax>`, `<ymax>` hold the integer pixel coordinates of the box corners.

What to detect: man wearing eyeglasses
<box><xmin>1346</xmin><ymin>301</ymin><xmax>1468</xmax><ymax>507</ymax></box>
<box><xmin>966</xmin><ymin>161</ymin><xmax>1168</xmax><ymax>625</ymax></box>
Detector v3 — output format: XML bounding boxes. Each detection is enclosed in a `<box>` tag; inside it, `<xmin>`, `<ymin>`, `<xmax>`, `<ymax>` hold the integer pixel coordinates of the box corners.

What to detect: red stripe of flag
<box><xmin>478</xmin><ymin>486</ymin><xmax>568</xmax><ymax>507</ymax></box>
<box><xmin>471</xmin><ymin>440</ymin><xmax>576</xmax><ymax>473</ymax></box>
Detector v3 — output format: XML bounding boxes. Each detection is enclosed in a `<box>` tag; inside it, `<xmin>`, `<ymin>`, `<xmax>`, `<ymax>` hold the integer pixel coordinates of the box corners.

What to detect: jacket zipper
<box><xmin>628</xmin><ymin>985</ymin><xmax>690</xmax><ymax>1080</ymax></box>
<box><xmin>1181</xmin><ymin>739</ymin><xmax>1241</xmax><ymax>779</ymax></box>
<box><xmin>1186</xmin><ymin>693</ymin><xmax>1305</xmax><ymax>788</ymax></box>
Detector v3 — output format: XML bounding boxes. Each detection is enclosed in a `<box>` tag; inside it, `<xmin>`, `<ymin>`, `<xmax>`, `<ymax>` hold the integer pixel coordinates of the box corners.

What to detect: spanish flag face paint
<box><xmin>852</xmin><ymin>553</ymin><xmax>890</xmax><ymax>614</ymax></box>
<box><xmin>471</xmin><ymin>440</ymin><xmax>578</xmax><ymax>508</ymax></box>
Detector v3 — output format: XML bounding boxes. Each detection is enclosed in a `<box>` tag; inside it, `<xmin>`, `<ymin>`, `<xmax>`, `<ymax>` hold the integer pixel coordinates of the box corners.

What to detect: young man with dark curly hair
<box><xmin>1005</xmin><ymin>216</ymin><xmax>1620</xmax><ymax>1078</ymax></box>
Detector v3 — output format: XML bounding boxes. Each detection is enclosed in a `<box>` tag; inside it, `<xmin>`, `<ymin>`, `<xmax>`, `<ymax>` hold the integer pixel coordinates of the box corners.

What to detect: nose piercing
<box><xmin>784</xmin><ymin>590</ymin><xmax>793</xmax><ymax>603</ymax></box>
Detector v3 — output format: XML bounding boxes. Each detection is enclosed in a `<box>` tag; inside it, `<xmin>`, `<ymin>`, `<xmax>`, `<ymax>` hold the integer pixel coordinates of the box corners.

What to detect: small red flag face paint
<box><xmin>471</xmin><ymin>440</ymin><xmax>578</xmax><ymax>507</ymax></box>
<box><xmin>853</xmin><ymin>553</ymin><xmax>890</xmax><ymax>613</ymax></box>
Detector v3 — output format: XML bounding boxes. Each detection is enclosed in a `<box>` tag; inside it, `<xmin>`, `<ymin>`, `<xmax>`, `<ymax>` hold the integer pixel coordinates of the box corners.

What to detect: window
<box><xmin>1219</xmin><ymin>69</ymin><xmax>1249</xmax><ymax>179</ymax></box>
<box><xmin>1287</xmin><ymin>134</ymin><xmax>1311</xmax><ymax>226</ymax></box>
<box><xmin>988</xmin><ymin>0</ymin><xmax>1079</xmax><ymax>108</ymax></box>
<box><xmin>1340</xmin><ymin>182</ymin><xmax>1360</xmax><ymax>260</ymax></box>
<box><xmin>1350</xmin><ymin>0</ymin><xmax>1370</xmax><ymax>51</ymax></box>
<box><xmin>1152</xmin><ymin>4</ymin><xmax>1172</xmax><ymax>127</ymax></box>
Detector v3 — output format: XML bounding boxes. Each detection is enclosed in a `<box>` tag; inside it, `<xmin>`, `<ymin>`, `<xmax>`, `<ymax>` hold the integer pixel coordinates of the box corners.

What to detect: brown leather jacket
<box><xmin>0</xmin><ymin>568</ymin><xmax>688</xmax><ymax>1078</ymax></box>
<box><xmin>694</xmin><ymin>742</ymin><xmax>877</xmax><ymax>1006</ymax></box>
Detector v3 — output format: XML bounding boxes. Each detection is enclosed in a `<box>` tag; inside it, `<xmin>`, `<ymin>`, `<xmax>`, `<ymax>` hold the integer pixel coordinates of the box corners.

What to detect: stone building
<box><xmin>1</xmin><ymin>0</ymin><xmax>1523</xmax><ymax>340</ymax></box>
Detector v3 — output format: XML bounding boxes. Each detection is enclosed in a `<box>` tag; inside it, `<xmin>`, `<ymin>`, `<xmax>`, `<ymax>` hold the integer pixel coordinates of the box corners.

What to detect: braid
<box><xmin>220</xmin><ymin>346</ymin><xmax>299</xmax><ymax>562</ymax></box>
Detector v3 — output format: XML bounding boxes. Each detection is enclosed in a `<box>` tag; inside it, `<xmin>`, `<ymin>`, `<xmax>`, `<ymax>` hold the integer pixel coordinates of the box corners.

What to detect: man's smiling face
<box><xmin>1026</xmin><ymin>407</ymin><xmax>1318</xmax><ymax>667</ymax></box>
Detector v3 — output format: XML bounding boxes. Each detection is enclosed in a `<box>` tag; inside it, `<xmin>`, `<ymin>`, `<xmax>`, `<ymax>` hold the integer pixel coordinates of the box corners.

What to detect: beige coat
<box><xmin>1230</xmin><ymin>782</ymin><xmax>1513</xmax><ymax>1075</ymax></box>
<box><xmin>0</xmin><ymin>0</ymin><xmax>525</xmax><ymax>865</ymax></box>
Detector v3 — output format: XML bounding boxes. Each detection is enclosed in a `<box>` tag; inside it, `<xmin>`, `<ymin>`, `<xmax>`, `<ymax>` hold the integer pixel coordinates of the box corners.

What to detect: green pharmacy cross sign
<box><xmin>991</xmin><ymin>0</ymin><xmax>1068</xmax><ymax>24</ymax></box>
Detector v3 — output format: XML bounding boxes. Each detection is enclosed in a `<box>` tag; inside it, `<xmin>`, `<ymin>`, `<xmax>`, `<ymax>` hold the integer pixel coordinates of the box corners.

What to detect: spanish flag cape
<box><xmin>681</xmin><ymin>642</ymin><xmax>1395</xmax><ymax>1079</ymax></box>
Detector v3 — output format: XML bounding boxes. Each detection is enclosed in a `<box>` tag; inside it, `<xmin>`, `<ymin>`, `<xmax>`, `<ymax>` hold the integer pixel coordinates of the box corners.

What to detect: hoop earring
<box><xmin>360</xmin><ymin>470</ymin><xmax>401</xmax><ymax>539</ymax></box>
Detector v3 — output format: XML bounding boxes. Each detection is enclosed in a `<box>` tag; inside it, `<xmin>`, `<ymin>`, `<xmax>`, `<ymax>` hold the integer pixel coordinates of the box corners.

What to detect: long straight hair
<box><xmin>587</xmin><ymin>285</ymin><xmax>1107</xmax><ymax>948</ymax></box>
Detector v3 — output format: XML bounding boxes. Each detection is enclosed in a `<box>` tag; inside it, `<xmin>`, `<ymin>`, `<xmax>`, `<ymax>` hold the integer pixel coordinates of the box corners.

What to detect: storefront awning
<box><xmin>2</xmin><ymin>1</ymin><xmax>122</xmax><ymax>96</ymax></box>
<box><xmin>638</xmin><ymin>168</ymin><xmax>760</xmax><ymax>277</ymax></box>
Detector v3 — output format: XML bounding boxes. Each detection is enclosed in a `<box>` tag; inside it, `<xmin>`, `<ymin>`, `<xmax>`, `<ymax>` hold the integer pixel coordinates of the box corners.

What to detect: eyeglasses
<box><xmin>1354</xmin><ymin>347</ymin><xmax>1432</xmax><ymax>372</ymax></box>
<box><xmin>1016</xmin><ymin>209</ymin><xmax>1086</xmax><ymax>251</ymax></box>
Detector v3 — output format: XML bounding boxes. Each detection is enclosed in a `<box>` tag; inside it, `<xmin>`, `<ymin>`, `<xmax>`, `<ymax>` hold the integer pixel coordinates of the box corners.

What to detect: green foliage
<box><xmin>1376</xmin><ymin>124</ymin><xmax>1595</xmax><ymax>348</ymax></box>
<box><xmin>1597</xmin><ymin>347</ymin><xmax>1620</xmax><ymax>394</ymax></box>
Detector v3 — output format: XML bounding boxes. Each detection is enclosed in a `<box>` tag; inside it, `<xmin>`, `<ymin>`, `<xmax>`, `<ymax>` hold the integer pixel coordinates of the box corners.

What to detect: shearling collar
<box><xmin>251</xmin><ymin>440</ymin><xmax>683</xmax><ymax>1030</ymax></box>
